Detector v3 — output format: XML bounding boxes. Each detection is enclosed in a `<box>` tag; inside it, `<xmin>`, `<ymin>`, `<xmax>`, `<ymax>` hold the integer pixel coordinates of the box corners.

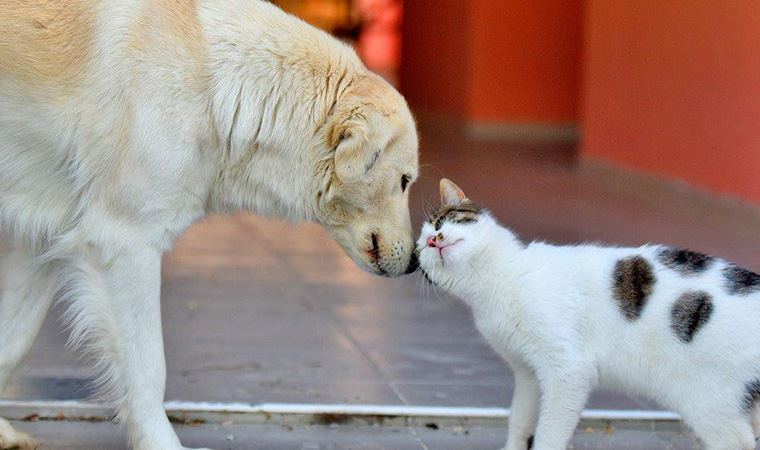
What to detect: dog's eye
<box><xmin>401</xmin><ymin>174</ymin><xmax>411</xmax><ymax>192</ymax></box>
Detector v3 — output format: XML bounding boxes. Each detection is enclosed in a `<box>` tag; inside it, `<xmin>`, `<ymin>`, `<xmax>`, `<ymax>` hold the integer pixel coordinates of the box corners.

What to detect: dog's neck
<box><xmin>199</xmin><ymin>0</ymin><xmax>364</xmax><ymax>222</ymax></box>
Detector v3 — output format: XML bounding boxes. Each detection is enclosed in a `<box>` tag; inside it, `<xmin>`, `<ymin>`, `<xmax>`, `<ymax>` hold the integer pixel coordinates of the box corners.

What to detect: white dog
<box><xmin>0</xmin><ymin>1</ymin><xmax>419</xmax><ymax>448</ymax></box>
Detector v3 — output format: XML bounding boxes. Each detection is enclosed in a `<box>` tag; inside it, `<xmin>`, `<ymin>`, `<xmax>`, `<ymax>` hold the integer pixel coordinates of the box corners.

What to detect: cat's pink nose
<box><xmin>427</xmin><ymin>235</ymin><xmax>437</xmax><ymax>247</ymax></box>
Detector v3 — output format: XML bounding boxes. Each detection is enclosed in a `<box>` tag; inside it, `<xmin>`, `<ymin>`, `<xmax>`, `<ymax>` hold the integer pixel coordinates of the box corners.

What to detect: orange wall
<box><xmin>582</xmin><ymin>1</ymin><xmax>760</xmax><ymax>203</ymax></box>
<box><xmin>356</xmin><ymin>0</ymin><xmax>402</xmax><ymax>82</ymax></box>
<box><xmin>469</xmin><ymin>0</ymin><xmax>582</xmax><ymax>122</ymax></box>
<box><xmin>399</xmin><ymin>0</ymin><xmax>471</xmax><ymax>118</ymax></box>
<box><xmin>400</xmin><ymin>1</ymin><xmax>582</xmax><ymax>123</ymax></box>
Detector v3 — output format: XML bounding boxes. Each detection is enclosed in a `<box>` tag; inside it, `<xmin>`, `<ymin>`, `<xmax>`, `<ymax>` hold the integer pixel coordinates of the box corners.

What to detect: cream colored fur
<box><xmin>0</xmin><ymin>1</ymin><xmax>419</xmax><ymax>448</ymax></box>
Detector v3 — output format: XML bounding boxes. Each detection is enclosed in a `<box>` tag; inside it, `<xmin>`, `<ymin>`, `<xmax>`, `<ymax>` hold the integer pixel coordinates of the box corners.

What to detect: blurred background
<box><xmin>278</xmin><ymin>0</ymin><xmax>760</xmax><ymax>208</ymax></box>
<box><xmin>270</xmin><ymin>0</ymin><xmax>760</xmax><ymax>268</ymax></box>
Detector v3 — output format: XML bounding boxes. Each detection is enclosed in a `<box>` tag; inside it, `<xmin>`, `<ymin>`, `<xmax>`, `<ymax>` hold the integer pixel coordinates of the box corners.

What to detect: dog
<box><xmin>0</xmin><ymin>1</ymin><xmax>419</xmax><ymax>448</ymax></box>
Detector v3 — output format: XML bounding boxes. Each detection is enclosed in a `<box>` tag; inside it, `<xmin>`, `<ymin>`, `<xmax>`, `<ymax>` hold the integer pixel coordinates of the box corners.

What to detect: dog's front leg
<box><xmin>65</xmin><ymin>245</ymin><xmax>211</xmax><ymax>450</ymax></box>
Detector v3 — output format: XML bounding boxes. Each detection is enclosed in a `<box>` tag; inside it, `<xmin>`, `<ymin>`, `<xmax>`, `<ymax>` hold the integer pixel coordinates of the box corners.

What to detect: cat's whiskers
<box><xmin>418</xmin><ymin>260</ymin><xmax>445</xmax><ymax>302</ymax></box>
<box><xmin>414</xmin><ymin>269</ymin><xmax>428</xmax><ymax>296</ymax></box>
<box><xmin>412</xmin><ymin>262</ymin><xmax>431</xmax><ymax>300</ymax></box>
<box><xmin>421</xmin><ymin>199</ymin><xmax>436</xmax><ymax>221</ymax></box>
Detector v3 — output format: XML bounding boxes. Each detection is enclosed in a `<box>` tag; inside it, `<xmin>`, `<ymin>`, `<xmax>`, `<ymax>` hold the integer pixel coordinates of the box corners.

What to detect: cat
<box><xmin>416</xmin><ymin>178</ymin><xmax>760</xmax><ymax>450</ymax></box>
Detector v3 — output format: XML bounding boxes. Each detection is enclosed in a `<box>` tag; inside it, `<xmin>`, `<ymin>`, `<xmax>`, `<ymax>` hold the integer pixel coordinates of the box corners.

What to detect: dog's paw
<box><xmin>0</xmin><ymin>419</ymin><xmax>37</xmax><ymax>449</ymax></box>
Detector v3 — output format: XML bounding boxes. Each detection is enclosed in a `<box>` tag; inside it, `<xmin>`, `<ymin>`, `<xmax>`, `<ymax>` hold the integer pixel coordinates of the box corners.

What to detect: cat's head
<box><xmin>416</xmin><ymin>179</ymin><xmax>495</xmax><ymax>284</ymax></box>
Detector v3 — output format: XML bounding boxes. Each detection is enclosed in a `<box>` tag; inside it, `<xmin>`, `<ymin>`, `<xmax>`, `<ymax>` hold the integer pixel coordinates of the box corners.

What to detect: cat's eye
<box><xmin>401</xmin><ymin>174</ymin><xmax>411</xmax><ymax>192</ymax></box>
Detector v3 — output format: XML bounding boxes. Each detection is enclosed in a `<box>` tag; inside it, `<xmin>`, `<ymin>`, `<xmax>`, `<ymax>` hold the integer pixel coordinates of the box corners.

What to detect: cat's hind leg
<box><xmin>750</xmin><ymin>404</ymin><xmax>760</xmax><ymax>438</ymax></box>
<box><xmin>504</xmin><ymin>361</ymin><xmax>539</xmax><ymax>450</ymax></box>
<box><xmin>699</xmin><ymin>421</ymin><xmax>755</xmax><ymax>450</ymax></box>
<box><xmin>684</xmin><ymin>407</ymin><xmax>756</xmax><ymax>450</ymax></box>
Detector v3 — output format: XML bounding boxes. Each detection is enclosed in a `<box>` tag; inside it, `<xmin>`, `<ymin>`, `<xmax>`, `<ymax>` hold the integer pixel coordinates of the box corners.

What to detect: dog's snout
<box><xmin>362</xmin><ymin>231</ymin><xmax>417</xmax><ymax>276</ymax></box>
<box><xmin>368</xmin><ymin>233</ymin><xmax>380</xmax><ymax>261</ymax></box>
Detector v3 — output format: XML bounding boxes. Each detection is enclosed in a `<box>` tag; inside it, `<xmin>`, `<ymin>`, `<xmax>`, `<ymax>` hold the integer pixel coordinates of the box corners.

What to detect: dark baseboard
<box><xmin>466</xmin><ymin>121</ymin><xmax>579</xmax><ymax>143</ymax></box>
<box><xmin>411</xmin><ymin>110</ymin><xmax>579</xmax><ymax>144</ymax></box>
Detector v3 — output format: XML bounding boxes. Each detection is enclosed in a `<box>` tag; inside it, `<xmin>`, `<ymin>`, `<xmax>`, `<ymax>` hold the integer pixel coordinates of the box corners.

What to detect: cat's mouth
<box><xmin>431</xmin><ymin>238</ymin><xmax>464</xmax><ymax>256</ymax></box>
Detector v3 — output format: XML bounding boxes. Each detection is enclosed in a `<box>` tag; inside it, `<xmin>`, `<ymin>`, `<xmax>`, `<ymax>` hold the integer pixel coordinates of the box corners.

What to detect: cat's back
<box><xmin>515</xmin><ymin>242</ymin><xmax>760</xmax><ymax>406</ymax></box>
<box><xmin>520</xmin><ymin>241</ymin><xmax>760</xmax><ymax>308</ymax></box>
<box><xmin>616</xmin><ymin>245</ymin><xmax>760</xmax><ymax>356</ymax></box>
<box><xmin>518</xmin><ymin>241</ymin><xmax>657</xmax><ymax>301</ymax></box>
<box><xmin>593</xmin><ymin>244</ymin><xmax>760</xmax><ymax>328</ymax></box>
<box><xmin>602</xmin><ymin>246</ymin><xmax>760</xmax><ymax>407</ymax></box>
<box><xmin>517</xmin><ymin>241</ymin><xmax>760</xmax><ymax>367</ymax></box>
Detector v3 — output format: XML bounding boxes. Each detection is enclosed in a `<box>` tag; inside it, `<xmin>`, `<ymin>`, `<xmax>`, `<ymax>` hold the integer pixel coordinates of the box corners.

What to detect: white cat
<box><xmin>417</xmin><ymin>178</ymin><xmax>760</xmax><ymax>450</ymax></box>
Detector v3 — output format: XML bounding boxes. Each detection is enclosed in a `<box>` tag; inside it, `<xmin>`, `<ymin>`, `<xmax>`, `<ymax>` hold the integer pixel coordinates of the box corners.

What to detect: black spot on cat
<box><xmin>741</xmin><ymin>379</ymin><xmax>760</xmax><ymax>413</ymax></box>
<box><xmin>670</xmin><ymin>291</ymin><xmax>713</xmax><ymax>343</ymax></box>
<box><xmin>658</xmin><ymin>247</ymin><xmax>714</xmax><ymax>275</ymax></box>
<box><xmin>724</xmin><ymin>266</ymin><xmax>760</xmax><ymax>296</ymax></box>
<box><xmin>527</xmin><ymin>435</ymin><xmax>534</xmax><ymax>449</ymax></box>
<box><xmin>430</xmin><ymin>203</ymin><xmax>482</xmax><ymax>230</ymax></box>
<box><xmin>613</xmin><ymin>256</ymin><xmax>656</xmax><ymax>321</ymax></box>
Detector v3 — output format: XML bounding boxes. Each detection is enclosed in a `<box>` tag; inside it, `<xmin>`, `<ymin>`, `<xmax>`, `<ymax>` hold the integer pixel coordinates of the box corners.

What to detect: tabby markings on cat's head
<box><xmin>417</xmin><ymin>179</ymin><xmax>488</xmax><ymax>285</ymax></box>
<box><xmin>670</xmin><ymin>291</ymin><xmax>713</xmax><ymax>343</ymax></box>
<box><xmin>723</xmin><ymin>265</ymin><xmax>760</xmax><ymax>296</ymax></box>
<box><xmin>421</xmin><ymin>203</ymin><xmax>483</xmax><ymax>267</ymax></box>
<box><xmin>657</xmin><ymin>247</ymin><xmax>714</xmax><ymax>276</ymax></box>
<box><xmin>428</xmin><ymin>203</ymin><xmax>482</xmax><ymax>231</ymax></box>
<box><xmin>613</xmin><ymin>256</ymin><xmax>656</xmax><ymax>321</ymax></box>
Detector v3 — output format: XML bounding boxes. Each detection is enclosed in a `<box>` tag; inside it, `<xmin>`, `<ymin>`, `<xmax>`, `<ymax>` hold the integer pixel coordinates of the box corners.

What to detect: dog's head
<box><xmin>315</xmin><ymin>74</ymin><xmax>419</xmax><ymax>277</ymax></box>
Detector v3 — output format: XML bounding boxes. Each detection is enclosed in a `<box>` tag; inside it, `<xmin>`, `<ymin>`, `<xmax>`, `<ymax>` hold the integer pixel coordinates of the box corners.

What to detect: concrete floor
<box><xmin>11</xmin><ymin>420</ymin><xmax>704</xmax><ymax>450</ymax></box>
<box><xmin>5</xmin><ymin>121</ymin><xmax>760</xmax><ymax>448</ymax></box>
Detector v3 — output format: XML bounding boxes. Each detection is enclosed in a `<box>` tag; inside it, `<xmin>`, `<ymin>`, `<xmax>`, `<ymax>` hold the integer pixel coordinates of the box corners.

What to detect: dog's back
<box><xmin>0</xmin><ymin>1</ymin><xmax>91</xmax><ymax>242</ymax></box>
<box><xmin>0</xmin><ymin>0</ymin><xmax>214</xmax><ymax>248</ymax></box>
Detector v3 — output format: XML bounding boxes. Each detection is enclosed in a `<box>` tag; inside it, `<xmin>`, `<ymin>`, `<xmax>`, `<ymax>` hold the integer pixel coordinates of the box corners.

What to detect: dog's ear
<box><xmin>329</xmin><ymin>112</ymin><xmax>383</xmax><ymax>183</ymax></box>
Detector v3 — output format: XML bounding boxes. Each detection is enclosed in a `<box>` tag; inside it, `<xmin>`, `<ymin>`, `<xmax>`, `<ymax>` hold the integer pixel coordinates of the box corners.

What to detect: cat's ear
<box><xmin>439</xmin><ymin>178</ymin><xmax>469</xmax><ymax>206</ymax></box>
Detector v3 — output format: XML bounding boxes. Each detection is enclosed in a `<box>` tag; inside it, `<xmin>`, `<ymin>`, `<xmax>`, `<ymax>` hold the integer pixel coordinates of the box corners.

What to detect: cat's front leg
<box><xmin>531</xmin><ymin>364</ymin><xmax>593</xmax><ymax>450</ymax></box>
<box><xmin>504</xmin><ymin>361</ymin><xmax>539</xmax><ymax>450</ymax></box>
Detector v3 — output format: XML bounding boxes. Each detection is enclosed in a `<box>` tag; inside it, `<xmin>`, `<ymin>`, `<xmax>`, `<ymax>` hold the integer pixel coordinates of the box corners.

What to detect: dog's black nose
<box><xmin>404</xmin><ymin>251</ymin><xmax>419</xmax><ymax>274</ymax></box>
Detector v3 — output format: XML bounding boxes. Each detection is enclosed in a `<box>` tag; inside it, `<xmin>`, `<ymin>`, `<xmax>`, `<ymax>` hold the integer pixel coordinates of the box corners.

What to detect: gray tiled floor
<box><xmin>8</xmin><ymin>215</ymin><xmax>667</xmax><ymax>409</ymax></box>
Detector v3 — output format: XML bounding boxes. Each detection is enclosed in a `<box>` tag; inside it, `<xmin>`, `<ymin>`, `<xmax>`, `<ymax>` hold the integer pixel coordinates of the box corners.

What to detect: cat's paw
<box><xmin>0</xmin><ymin>418</ymin><xmax>37</xmax><ymax>449</ymax></box>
